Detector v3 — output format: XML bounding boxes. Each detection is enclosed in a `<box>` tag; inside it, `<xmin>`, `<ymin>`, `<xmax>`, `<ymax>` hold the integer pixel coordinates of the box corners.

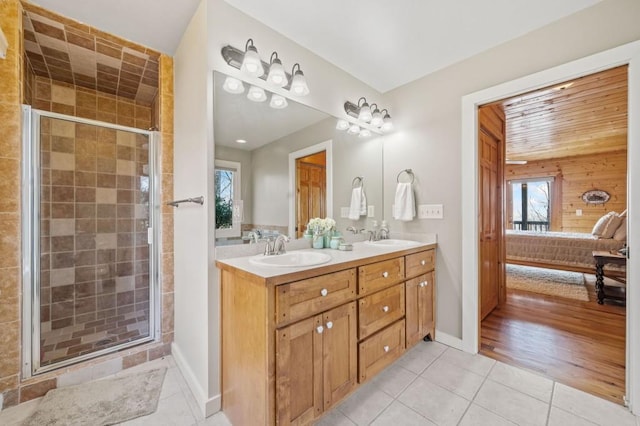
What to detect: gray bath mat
<box><xmin>22</xmin><ymin>367</ymin><xmax>167</xmax><ymax>426</ymax></box>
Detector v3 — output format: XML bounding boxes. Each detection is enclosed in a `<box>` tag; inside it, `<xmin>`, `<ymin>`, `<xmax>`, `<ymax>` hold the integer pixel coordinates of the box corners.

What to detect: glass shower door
<box><xmin>25</xmin><ymin>109</ymin><xmax>158</xmax><ymax>374</ymax></box>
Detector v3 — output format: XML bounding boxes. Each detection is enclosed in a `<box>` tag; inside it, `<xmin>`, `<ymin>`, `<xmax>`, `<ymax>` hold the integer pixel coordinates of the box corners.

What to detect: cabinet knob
<box><xmin>419</xmin><ymin>281</ymin><xmax>428</xmax><ymax>287</ymax></box>
<box><xmin>320</xmin><ymin>288</ymin><xmax>328</xmax><ymax>297</ymax></box>
<box><xmin>383</xmin><ymin>345</ymin><xmax>390</xmax><ymax>352</ymax></box>
<box><xmin>382</xmin><ymin>271</ymin><xmax>389</xmax><ymax>278</ymax></box>
<box><xmin>382</xmin><ymin>305</ymin><xmax>389</xmax><ymax>313</ymax></box>
<box><xmin>316</xmin><ymin>325</ymin><xmax>324</xmax><ymax>334</ymax></box>
<box><xmin>326</xmin><ymin>321</ymin><xmax>333</xmax><ymax>329</ymax></box>
<box><xmin>420</xmin><ymin>260</ymin><xmax>426</xmax><ymax>266</ymax></box>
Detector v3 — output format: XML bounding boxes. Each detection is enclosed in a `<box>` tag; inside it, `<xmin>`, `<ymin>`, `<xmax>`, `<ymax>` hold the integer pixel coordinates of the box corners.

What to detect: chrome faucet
<box><xmin>264</xmin><ymin>235</ymin><xmax>290</xmax><ymax>255</ymax></box>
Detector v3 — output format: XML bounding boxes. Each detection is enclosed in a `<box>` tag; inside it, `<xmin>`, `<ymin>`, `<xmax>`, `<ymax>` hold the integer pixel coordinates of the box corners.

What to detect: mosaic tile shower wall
<box><xmin>39</xmin><ymin>116</ymin><xmax>151</xmax><ymax>366</ymax></box>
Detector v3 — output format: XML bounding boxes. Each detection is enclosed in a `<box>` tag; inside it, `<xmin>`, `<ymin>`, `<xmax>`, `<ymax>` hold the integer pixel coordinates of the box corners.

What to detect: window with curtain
<box><xmin>215</xmin><ymin>160</ymin><xmax>242</xmax><ymax>238</ymax></box>
<box><xmin>510</xmin><ymin>177</ymin><xmax>553</xmax><ymax>232</ymax></box>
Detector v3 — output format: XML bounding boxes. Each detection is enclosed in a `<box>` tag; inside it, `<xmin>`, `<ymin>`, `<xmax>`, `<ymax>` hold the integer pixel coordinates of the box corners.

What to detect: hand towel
<box><xmin>393</xmin><ymin>182</ymin><xmax>416</xmax><ymax>221</ymax></box>
<box><xmin>348</xmin><ymin>187</ymin><xmax>366</xmax><ymax>220</ymax></box>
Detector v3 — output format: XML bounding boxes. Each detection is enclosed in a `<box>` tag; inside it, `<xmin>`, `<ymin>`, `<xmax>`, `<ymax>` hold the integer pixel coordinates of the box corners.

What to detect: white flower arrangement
<box><xmin>307</xmin><ymin>217</ymin><xmax>336</xmax><ymax>234</ymax></box>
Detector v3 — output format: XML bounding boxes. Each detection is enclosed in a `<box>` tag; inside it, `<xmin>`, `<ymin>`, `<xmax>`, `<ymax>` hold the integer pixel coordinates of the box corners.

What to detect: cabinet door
<box><xmin>418</xmin><ymin>272</ymin><xmax>435</xmax><ymax>341</ymax></box>
<box><xmin>405</xmin><ymin>277</ymin><xmax>421</xmax><ymax>347</ymax></box>
<box><xmin>322</xmin><ymin>302</ymin><xmax>357</xmax><ymax>410</ymax></box>
<box><xmin>276</xmin><ymin>315</ymin><xmax>323</xmax><ymax>425</ymax></box>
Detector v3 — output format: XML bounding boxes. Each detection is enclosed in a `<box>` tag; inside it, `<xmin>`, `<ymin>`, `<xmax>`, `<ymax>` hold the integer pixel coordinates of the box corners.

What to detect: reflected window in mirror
<box><xmin>215</xmin><ymin>160</ymin><xmax>242</xmax><ymax>238</ymax></box>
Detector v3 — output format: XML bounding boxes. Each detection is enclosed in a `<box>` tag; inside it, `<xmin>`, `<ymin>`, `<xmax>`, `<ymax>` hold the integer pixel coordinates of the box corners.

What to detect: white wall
<box><xmin>384</xmin><ymin>0</ymin><xmax>640</xmax><ymax>338</ymax></box>
<box><xmin>173</xmin><ymin>0</ymin><xmax>220</xmax><ymax>416</ymax></box>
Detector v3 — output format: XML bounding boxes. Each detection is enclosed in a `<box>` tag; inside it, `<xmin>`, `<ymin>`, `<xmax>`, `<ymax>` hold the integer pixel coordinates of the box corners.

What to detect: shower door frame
<box><xmin>21</xmin><ymin>106</ymin><xmax>162</xmax><ymax>377</ymax></box>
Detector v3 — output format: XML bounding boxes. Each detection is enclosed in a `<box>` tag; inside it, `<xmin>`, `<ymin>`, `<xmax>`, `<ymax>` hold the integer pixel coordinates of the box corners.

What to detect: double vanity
<box><xmin>216</xmin><ymin>239</ymin><xmax>437</xmax><ymax>425</ymax></box>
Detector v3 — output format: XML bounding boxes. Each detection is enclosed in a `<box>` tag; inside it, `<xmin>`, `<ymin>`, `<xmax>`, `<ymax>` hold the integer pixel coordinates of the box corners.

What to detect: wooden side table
<box><xmin>592</xmin><ymin>250</ymin><xmax>627</xmax><ymax>305</ymax></box>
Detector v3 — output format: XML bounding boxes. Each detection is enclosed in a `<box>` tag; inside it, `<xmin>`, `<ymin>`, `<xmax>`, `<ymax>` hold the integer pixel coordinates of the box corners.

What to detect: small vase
<box><xmin>323</xmin><ymin>231</ymin><xmax>333</xmax><ymax>248</ymax></box>
<box><xmin>330</xmin><ymin>236</ymin><xmax>342</xmax><ymax>249</ymax></box>
<box><xmin>312</xmin><ymin>233</ymin><xmax>324</xmax><ymax>249</ymax></box>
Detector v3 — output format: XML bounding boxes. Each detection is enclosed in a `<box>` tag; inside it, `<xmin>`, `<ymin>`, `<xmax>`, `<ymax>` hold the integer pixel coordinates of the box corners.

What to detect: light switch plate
<box><xmin>418</xmin><ymin>204</ymin><xmax>444</xmax><ymax>219</ymax></box>
<box><xmin>367</xmin><ymin>205</ymin><xmax>375</xmax><ymax>217</ymax></box>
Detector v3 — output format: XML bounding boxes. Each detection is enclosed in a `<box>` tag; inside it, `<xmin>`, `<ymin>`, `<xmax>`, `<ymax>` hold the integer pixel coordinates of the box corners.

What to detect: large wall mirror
<box><xmin>213</xmin><ymin>71</ymin><xmax>384</xmax><ymax>244</ymax></box>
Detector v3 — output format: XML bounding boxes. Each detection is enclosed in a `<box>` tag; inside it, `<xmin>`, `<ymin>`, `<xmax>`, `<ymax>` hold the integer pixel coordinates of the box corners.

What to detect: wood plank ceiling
<box><xmin>500</xmin><ymin>65</ymin><xmax>628</xmax><ymax>162</ymax></box>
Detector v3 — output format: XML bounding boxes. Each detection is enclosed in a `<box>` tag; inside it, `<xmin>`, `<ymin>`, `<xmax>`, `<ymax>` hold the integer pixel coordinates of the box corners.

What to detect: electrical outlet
<box><xmin>418</xmin><ymin>204</ymin><xmax>444</xmax><ymax>219</ymax></box>
<box><xmin>576</xmin><ymin>209</ymin><xmax>583</xmax><ymax>216</ymax></box>
<box><xmin>368</xmin><ymin>205</ymin><xmax>375</xmax><ymax>217</ymax></box>
<box><xmin>341</xmin><ymin>207</ymin><xmax>350</xmax><ymax>218</ymax></box>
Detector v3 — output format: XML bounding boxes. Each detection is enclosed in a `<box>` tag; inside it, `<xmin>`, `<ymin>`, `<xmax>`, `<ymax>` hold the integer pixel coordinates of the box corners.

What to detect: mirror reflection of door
<box><xmin>296</xmin><ymin>151</ymin><xmax>326</xmax><ymax>238</ymax></box>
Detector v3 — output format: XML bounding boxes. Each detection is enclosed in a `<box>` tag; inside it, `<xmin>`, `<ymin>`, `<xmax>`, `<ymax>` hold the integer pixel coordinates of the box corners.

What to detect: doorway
<box><xmin>465</xmin><ymin>51</ymin><xmax>637</xmax><ymax>403</ymax></box>
<box><xmin>21</xmin><ymin>107</ymin><xmax>160</xmax><ymax>377</ymax></box>
<box><xmin>288</xmin><ymin>140</ymin><xmax>333</xmax><ymax>238</ymax></box>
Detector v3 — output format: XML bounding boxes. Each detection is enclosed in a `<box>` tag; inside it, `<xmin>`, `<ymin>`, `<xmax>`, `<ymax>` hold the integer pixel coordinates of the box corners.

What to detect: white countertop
<box><xmin>216</xmin><ymin>236</ymin><xmax>437</xmax><ymax>279</ymax></box>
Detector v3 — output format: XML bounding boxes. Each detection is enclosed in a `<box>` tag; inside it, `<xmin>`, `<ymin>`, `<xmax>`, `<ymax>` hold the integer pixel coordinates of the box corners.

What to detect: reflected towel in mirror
<box><xmin>348</xmin><ymin>187</ymin><xmax>367</xmax><ymax>220</ymax></box>
<box><xmin>393</xmin><ymin>182</ymin><xmax>415</xmax><ymax>221</ymax></box>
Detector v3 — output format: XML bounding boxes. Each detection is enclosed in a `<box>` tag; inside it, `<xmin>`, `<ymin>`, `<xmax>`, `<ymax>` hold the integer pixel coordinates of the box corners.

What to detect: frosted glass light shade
<box><xmin>336</xmin><ymin>119</ymin><xmax>349</xmax><ymax>130</ymax></box>
<box><xmin>291</xmin><ymin>69</ymin><xmax>310</xmax><ymax>96</ymax></box>
<box><xmin>370</xmin><ymin>109</ymin><xmax>383</xmax><ymax>127</ymax></box>
<box><xmin>269</xmin><ymin>93</ymin><xmax>288</xmax><ymax>109</ymax></box>
<box><xmin>347</xmin><ymin>124</ymin><xmax>360</xmax><ymax>134</ymax></box>
<box><xmin>359</xmin><ymin>129</ymin><xmax>371</xmax><ymax>138</ymax></box>
<box><xmin>241</xmin><ymin>45</ymin><xmax>264</xmax><ymax>77</ymax></box>
<box><xmin>247</xmin><ymin>85</ymin><xmax>267</xmax><ymax>102</ymax></box>
<box><xmin>267</xmin><ymin>58</ymin><xmax>288</xmax><ymax>87</ymax></box>
<box><xmin>223</xmin><ymin>76</ymin><xmax>245</xmax><ymax>94</ymax></box>
<box><xmin>358</xmin><ymin>103</ymin><xmax>372</xmax><ymax>122</ymax></box>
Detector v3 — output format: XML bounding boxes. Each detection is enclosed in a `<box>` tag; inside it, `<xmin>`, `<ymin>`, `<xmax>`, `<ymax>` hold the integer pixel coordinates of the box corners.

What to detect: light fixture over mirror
<box><xmin>221</xmin><ymin>39</ymin><xmax>309</xmax><ymax>96</ymax></box>
<box><xmin>338</xmin><ymin>97</ymin><xmax>394</xmax><ymax>137</ymax></box>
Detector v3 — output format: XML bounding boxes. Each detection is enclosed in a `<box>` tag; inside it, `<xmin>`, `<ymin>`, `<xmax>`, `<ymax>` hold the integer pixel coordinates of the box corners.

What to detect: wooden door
<box><xmin>276</xmin><ymin>315</ymin><xmax>323</xmax><ymax>425</ymax></box>
<box><xmin>322</xmin><ymin>302</ymin><xmax>357</xmax><ymax>410</ymax></box>
<box><xmin>296</xmin><ymin>152</ymin><xmax>326</xmax><ymax>238</ymax></box>
<box><xmin>418</xmin><ymin>272</ymin><xmax>435</xmax><ymax>341</ymax></box>
<box><xmin>478</xmin><ymin>104</ymin><xmax>505</xmax><ymax>320</ymax></box>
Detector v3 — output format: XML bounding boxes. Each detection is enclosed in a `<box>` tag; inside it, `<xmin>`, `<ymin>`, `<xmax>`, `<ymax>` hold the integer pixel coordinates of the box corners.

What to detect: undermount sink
<box><xmin>249</xmin><ymin>251</ymin><xmax>332</xmax><ymax>268</ymax></box>
<box><xmin>363</xmin><ymin>239</ymin><xmax>422</xmax><ymax>248</ymax></box>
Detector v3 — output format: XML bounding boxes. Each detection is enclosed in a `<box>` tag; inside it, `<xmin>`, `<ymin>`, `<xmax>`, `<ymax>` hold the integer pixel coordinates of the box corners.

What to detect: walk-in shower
<box><xmin>21</xmin><ymin>106</ymin><xmax>160</xmax><ymax>376</ymax></box>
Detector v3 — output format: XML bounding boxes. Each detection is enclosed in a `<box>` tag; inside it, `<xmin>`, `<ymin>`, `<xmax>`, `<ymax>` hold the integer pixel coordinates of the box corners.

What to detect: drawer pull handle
<box><xmin>382</xmin><ymin>305</ymin><xmax>389</xmax><ymax>312</ymax></box>
<box><xmin>320</xmin><ymin>288</ymin><xmax>328</xmax><ymax>297</ymax></box>
<box><xmin>326</xmin><ymin>321</ymin><xmax>333</xmax><ymax>329</ymax></box>
<box><xmin>382</xmin><ymin>271</ymin><xmax>389</xmax><ymax>278</ymax></box>
<box><xmin>419</xmin><ymin>281</ymin><xmax>428</xmax><ymax>287</ymax></box>
<box><xmin>316</xmin><ymin>325</ymin><xmax>324</xmax><ymax>334</ymax></box>
<box><xmin>383</xmin><ymin>345</ymin><xmax>390</xmax><ymax>352</ymax></box>
<box><xmin>421</xmin><ymin>260</ymin><xmax>426</xmax><ymax>266</ymax></box>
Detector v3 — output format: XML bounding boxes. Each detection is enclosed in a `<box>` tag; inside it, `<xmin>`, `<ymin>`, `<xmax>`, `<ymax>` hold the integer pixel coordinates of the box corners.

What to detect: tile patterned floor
<box><xmin>0</xmin><ymin>341</ymin><xmax>637</xmax><ymax>425</ymax></box>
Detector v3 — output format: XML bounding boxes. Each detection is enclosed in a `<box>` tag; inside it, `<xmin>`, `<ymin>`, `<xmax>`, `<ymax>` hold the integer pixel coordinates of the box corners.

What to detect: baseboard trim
<box><xmin>171</xmin><ymin>342</ymin><xmax>221</xmax><ymax>418</ymax></box>
<box><xmin>435</xmin><ymin>330</ymin><xmax>465</xmax><ymax>351</ymax></box>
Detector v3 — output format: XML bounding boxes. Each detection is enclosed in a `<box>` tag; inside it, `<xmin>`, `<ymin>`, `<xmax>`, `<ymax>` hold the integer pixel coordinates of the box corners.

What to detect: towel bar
<box><xmin>166</xmin><ymin>196</ymin><xmax>204</xmax><ymax>207</ymax></box>
<box><xmin>352</xmin><ymin>176</ymin><xmax>364</xmax><ymax>188</ymax></box>
<box><xmin>396</xmin><ymin>169</ymin><xmax>415</xmax><ymax>184</ymax></box>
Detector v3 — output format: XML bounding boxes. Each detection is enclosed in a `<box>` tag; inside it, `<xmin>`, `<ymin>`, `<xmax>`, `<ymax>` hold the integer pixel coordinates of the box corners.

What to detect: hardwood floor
<box><xmin>481</xmin><ymin>275</ymin><xmax>626</xmax><ymax>405</ymax></box>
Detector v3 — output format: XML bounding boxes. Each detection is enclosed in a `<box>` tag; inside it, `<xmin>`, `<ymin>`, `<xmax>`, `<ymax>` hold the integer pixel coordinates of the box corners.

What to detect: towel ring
<box><xmin>352</xmin><ymin>176</ymin><xmax>364</xmax><ymax>188</ymax></box>
<box><xmin>396</xmin><ymin>169</ymin><xmax>415</xmax><ymax>184</ymax></box>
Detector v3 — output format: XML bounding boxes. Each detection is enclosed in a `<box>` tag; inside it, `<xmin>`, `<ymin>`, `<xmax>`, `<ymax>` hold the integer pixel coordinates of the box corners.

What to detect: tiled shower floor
<box><xmin>40</xmin><ymin>309</ymin><xmax>149</xmax><ymax>366</ymax></box>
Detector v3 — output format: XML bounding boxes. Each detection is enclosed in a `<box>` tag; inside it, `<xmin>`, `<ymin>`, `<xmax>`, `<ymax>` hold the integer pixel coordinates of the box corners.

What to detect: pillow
<box><xmin>613</xmin><ymin>217</ymin><xmax>627</xmax><ymax>241</ymax></box>
<box><xmin>592</xmin><ymin>212</ymin><xmax>616</xmax><ymax>238</ymax></box>
<box><xmin>602</xmin><ymin>213</ymin><xmax>624</xmax><ymax>239</ymax></box>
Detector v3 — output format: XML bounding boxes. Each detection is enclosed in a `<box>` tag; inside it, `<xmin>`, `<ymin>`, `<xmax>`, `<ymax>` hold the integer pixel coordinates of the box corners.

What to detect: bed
<box><xmin>506</xmin><ymin>230</ymin><xmax>626</xmax><ymax>275</ymax></box>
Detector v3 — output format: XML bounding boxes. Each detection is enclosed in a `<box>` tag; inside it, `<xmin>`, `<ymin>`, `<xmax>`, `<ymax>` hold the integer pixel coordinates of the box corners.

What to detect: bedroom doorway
<box><xmin>478</xmin><ymin>66</ymin><xmax>628</xmax><ymax>405</ymax></box>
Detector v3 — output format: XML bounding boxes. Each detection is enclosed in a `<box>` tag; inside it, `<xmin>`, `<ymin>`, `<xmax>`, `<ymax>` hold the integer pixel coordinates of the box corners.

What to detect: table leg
<box><xmin>595</xmin><ymin>262</ymin><xmax>605</xmax><ymax>304</ymax></box>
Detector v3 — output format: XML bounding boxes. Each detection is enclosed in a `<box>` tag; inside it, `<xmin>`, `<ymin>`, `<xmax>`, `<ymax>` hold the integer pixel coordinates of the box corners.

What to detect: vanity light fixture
<box><xmin>223</xmin><ymin>76</ymin><xmax>245</xmax><ymax>94</ymax></box>
<box><xmin>247</xmin><ymin>85</ymin><xmax>267</xmax><ymax>102</ymax></box>
<box><xmin>267</xmin><ymin>52</ymin><xmax>288</xmax><ymax>87</ymax></box>
<box><xmin>338</xmin><ymin>97</ymin><xmax>394</xmax><ymax>137</ymax></box>
<box><xmin>240</xmin><ymin>39</ymin><xmax>264</xmax><ymax>77</ymax></box>
<box><xmin>269</xmin><ymin>93</ymin><xmax>288</xmax><ymax>109</ymax></box>
<box><xmin>290</xmin><ymin>63</ymin><xmax>310</xmax><ymax>96</ymax></box>
<box><xmin>336</xmin><ymin>119</ymin><xmax>349</xmax><ymax>130</ymax></box>
<box><xmin>221</xmin><ymin>40</ymin><xmax>309</xmax><ymax>95</ymax></box>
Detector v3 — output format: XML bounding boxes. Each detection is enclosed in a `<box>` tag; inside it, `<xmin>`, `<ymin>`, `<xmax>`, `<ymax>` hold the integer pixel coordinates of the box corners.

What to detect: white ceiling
<box><xmin>30</xmin><ymin>0</ymin><xmax>602</xmax><ymax>91</ymax></box>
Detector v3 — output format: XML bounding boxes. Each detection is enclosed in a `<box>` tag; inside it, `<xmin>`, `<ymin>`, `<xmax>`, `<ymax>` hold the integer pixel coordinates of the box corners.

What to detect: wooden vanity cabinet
<box><xmin>405</xmin><ymin>249</ymin><xmax>436</xmax><ymax>348</ymax></box>
<box><xmin>276</xmin><ymin>302</ymin><xmax>357</xmax><ymax>425</ymax></box>
<box><xmin>218</xmin><ymin>243</ymin><xmax>436</xmax><ymax>426</ymax></box>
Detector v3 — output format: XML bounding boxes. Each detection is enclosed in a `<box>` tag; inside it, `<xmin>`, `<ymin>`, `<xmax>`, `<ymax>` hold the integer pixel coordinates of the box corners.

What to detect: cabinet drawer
<box><xmin>358</xmin><ymin>257</ymin><xmax>404</xmax><ymax>295</ymax></box>
<box><xmin>358</xmin><ymin>320</ymin><xmax>405</xmax><ymax>383</ymax></box>
<box><xmin>276</xmin><ymin>269</ymin><xmax>356</xmax><ymax>326</ymax></box>
<box><xmin>406</xmin><ymin>250</ymin><xmax>435</xmax><ymax>278</ymax></box>
<box><xmin>358</xmin><ymin>284</ymin><xmax>405</xmax><ymax>340</ymax></box>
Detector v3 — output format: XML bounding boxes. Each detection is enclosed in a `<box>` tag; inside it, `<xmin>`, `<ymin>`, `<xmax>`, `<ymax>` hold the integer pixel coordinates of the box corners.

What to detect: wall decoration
<box><xmin>581</xmin><ymin>189</ymin><xmax>610</xmax><ymax>205</ymax></box>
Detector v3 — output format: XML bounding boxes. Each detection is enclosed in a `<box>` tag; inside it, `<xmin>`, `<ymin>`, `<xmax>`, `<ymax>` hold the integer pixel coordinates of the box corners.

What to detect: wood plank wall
<box><xmin>505</xmin><ymin>150</ymin><xmax>627</xmax><ymax>233</ymax></box>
